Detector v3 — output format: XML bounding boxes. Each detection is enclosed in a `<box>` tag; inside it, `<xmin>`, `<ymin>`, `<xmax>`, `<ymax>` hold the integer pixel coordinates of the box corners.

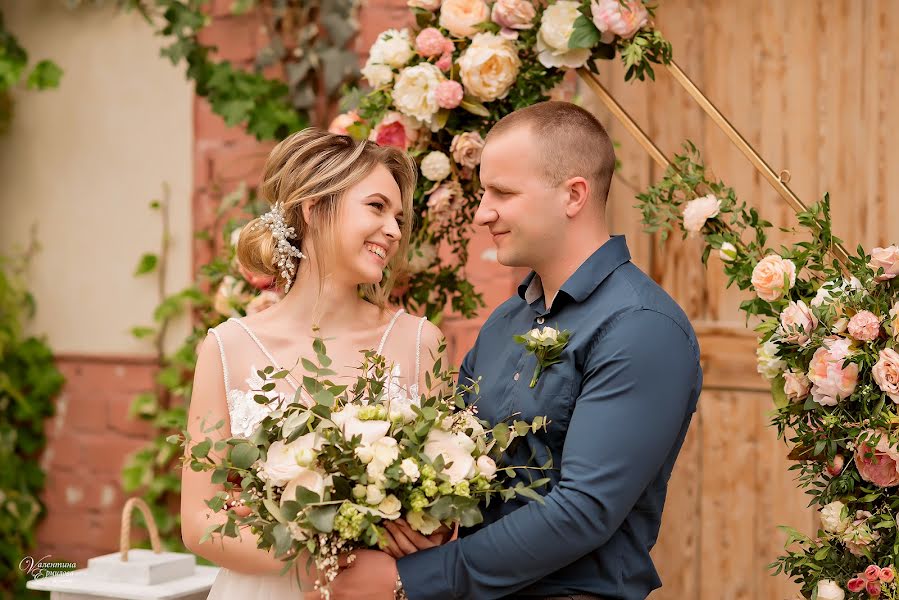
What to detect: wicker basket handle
<box><xmin>119</xmin><ymin>497</ymin><xmax>162</xmax><ymax>561</ymax></box>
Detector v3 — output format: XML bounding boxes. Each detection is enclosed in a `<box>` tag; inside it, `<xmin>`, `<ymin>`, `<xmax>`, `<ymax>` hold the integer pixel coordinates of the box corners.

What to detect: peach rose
<box><xmin>491</xmin><ymin>0</ymin><xmax>536</xmax><ymax>31</ymax></box>
<box><xmin>847</xmin><ymin>577</ymin><xmax>866</xmax><ymax>593</ymax></box>
<box><xmin>873</xmin><ymin>348</ymin><xmax>899</xmax><ymax>403</ymax></box>
<box><xmin>807</xmin><ymin>337</ymin><xmax>858</xmax><ymax>406</ymax></box>
<box><xmin>880</xmin><ymin>567</ymin><xmax>895</xmax><ymax>583</ymax></box>
<box><xmin>408</xmin><ymin>0</ymin><xmax>441</xmax><ymax>10</ymax></box>
<box><xmin>327</xmin><ymin>111</ymin><xmax>361</xmax><ymax>135</ymax></box>
<box><xmin>783</xmin><ymin>370</ymin><xmax>811</xmax><ymax>403</ymax></box>
<box><xmin>458</xmin><ymin>32</ymin><xmax>521</xmax><ymax>102</ymax></box>
<box><xmin>779</xmin><ymin>300</ymin><xmax>817</xmax><ymax>346</ymax></box>
<box><xmin>848</xmin><ymin>310</ymin><xmax>881</xmax><ymax>341</ymax></box>
<box><xmin>426</xmin><ymin>180</ymin><xmax>465</xmax><ymax>228</ymax></box>
<box><xmin>856</xmin><ymin>430</ymin><xmax>899</xmax><ymax>487</ymax></box>
<box><xmin>844</xmin><ymin>510</ymin><xmax>881</xmax><ymax>556</ymax></box>
<box><xmin>450</xmin><ymin>131</ymin><xmax>485</xmax><ymax>170</ymax></box>
<box><xmin>751</xmin><ymin>254</ymin><xmax>797</xmax><ymax>302</ymax></box>
<box><xmin>590</xmin><ymin>0</ymin><xmax>649</xmax><ymax>41</ymax></box>
<box><xmin>682</xmin><ymin>194</ymin><xmax>721</xmax><ymax>235</ymax></box>
<box><xmin>867</xmin><ymin>581</ymin><xmax>882</xmax><ymax>596</ymax></box>
<box><xmin>368</xmin><ymin>111</ymin><xmax>420</xmax><ymax>150</ymax></box>
<box><xmin>439</xmin><ymin>0</ymin><xmax>490</xmax><ymax>37</ymax></box>
<box><xmin>246</xmin><ymin>290</ymin><xmax>282</xmax><ymax>315</ymax></box>
<box><xmin>826</xmin><ymin>453</ymin><xmax>845</xmax><ymax>476</ymax></box>
<box><xmin>869</xmin><ymin>245</ymin><xmax>899</xmax><ymax>281</ymax></box>
<box><xmin>865</xmin><ymin>565</ymin><xmax>882</xmax><ymax>582</ymax></box>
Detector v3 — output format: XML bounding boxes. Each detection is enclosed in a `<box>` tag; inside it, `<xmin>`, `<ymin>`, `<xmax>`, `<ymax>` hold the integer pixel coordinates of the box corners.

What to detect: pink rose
<box><xmin>450</xmin><ymin>131</ymin><xmax>485</xmax><ymax>169</ymax></box>
<box><xmin>368</xmin><ymin>112</ymin><xmax>420</xmax><ymax>151</ymax></box>
<box><xmin>847</xmin><ymin>577</ymin><xmax>866</xmax><ymax>593</ymax></box>
<box><xmin>856</xmin><ymin>430</ymin><xmax>899</xmax><ymax>488</ymax></box>
<box><xmin>880</xmin><ymin>567</ymin><xmax>895</xmax><ymax>582</ymax></box>
<box><xmin>327</xmin><ymin>110</ymin><xmax>361</xmax><ymax>135</ymax></box>
<box><xmin>866</xmin><ymin>565</ymin><xmax>883</xmax><ymax>581</ymax></box>
<box><xmin>590</xmin><ymin>0</ymin><xmax>649</xmax><ymax>41</ymax></box>
<box><xmin>245</xmin><ymin>290</ymin><xmax>283</xmax><ymax>315</ymax></box>
<box><xmin>426</xmin><ymin>180</ymin><xmax>465</xmax><ymax>228</ymax></box>
<box><xmin>825</xmin><ymin>453</ymin><xmax>845</xmax><ymax>476</ymax></box>
<box><xmin>807</xmin><ymin>337</ymin><xmax>858</xmax><ymax>406</ymax></box>
<box><xmin>869</xmin><ymin>246</ymin><xmax>899</xmax><ymax>281</ymax></box>
<box><xmin>681</xmin><ymin>194</ymin><xmax>721</xmax><ymax>235</ymax></box>
<box><xmin>436</xmin><ymin>51</ymin><xmax>453</xmax><ymax>71</ymax></box>
<box><xmin>435</xmin><ymin>80</ymin><xmax>464</xmax><ymax>109</ymax></box>
<box><xmin>873</xmin><ymin>348</ymin><xmax>899</xmax><ymax>403</ymax></box>
<box><xmin>848</xmin><ymin>310</ymin><xmax>881</xmax><ymax>341</ymax></box>
<box><xmin>751</xmin><ymin>254</ymin><xmax>797</xmax><ymax>302</ymax></box>
<box><xmin>779</xmin><ymin>300</ymin><xmax>817</xmax><ymax>346</ymax></box>
<box><xmin>491</xmin><ymin>0</ymin><xmax>536</xmax><ymax>30</ymax></box>
<box><xmin>416</xmin><ymin>28</ymin><xmax>449</xmax><ymax>58</ymax></box>
<box><xmin>867</xmin><ymin>581</ymin><xmax>882</xmax><ymax>597</ymax></box>
<box><xmin>238</xmin><ymin>261</ymin><xmax>276</xmax><ymax>291</ymax></box>
<box><xmin>783</xmin><ymin>370</ymin><xmax>811</xmax><ymax>403</ymax></box>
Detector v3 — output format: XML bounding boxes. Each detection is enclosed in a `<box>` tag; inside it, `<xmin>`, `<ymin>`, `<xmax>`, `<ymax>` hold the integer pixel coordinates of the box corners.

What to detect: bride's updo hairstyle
<box><xmin>237</xmin><ymin>128</ymin><xmax>417</xmax><ymax>308</ymax></box>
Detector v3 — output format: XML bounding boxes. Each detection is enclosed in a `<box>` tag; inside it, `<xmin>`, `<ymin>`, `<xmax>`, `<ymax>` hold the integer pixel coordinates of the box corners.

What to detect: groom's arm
<box><xmin>396</xmin><ymin>310</ymin><xmax>699</xmax><ymax>600</ymax></box>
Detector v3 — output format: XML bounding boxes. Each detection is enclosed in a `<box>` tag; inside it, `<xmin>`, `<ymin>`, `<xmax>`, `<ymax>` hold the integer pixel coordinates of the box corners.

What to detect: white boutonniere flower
<box><xmin>513</xmin><ymin>326</ymin><xmax>571</xmax><ymax>388</ymax></box>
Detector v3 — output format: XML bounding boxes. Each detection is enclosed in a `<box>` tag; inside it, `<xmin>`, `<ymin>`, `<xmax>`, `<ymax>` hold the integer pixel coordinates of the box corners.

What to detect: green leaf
<box><xmin>308</xmin><ymin>505</ymin><xmax>338</xmax><ymax>533</ymax></box>
<box><xmin>211</xmin><ymin>468</ymin><xmax>229</xmax><ymax>484</ymax></box>
<box><xmin>568</xmin><ymin>15</ymin><xmax>601</xmax><ymax>50</ymax></box>
<box><xmin>26</xmin><ymin>60</ymin><xmax>63</xmax><ymax>90</ymax></box>
<box><xmin>191</xmin><ymin>439</ymin><xmax>212</xmax><ymax>459</ymax></box>
<box><xmin>130</xmin><ymin>326</ymin><xmax>156</xmax><ymax>339</ymax></box>
<box><xmin>134</xmin><ymin>253</ymin><xmax>158</xmax><ymax>276</ymax></box>
<box><xmin>230</xmin><ymin>444</ymin><xmax>259</xmax><ymax>469</ymax></box>
<box><xmin>263</xmin><ymin>497</ymin><xmax>286</xmax><ymax>523</ymax></box>
<box><xmin>459</xmin><ymin>97</ymin><xmax>490</xmax><ymax>117</ymax></box>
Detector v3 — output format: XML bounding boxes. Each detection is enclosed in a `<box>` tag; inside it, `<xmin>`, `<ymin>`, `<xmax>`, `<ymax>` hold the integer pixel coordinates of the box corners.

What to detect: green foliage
<box><xmin>0</xmin><ymin>247</ymin><xmax>65</xmax><ymax>599</ymax></box>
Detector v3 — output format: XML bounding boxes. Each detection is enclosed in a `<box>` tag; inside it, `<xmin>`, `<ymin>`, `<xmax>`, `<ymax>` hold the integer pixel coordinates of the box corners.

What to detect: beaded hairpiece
<box><xmin>255</xmin><ymin>201</ymin><xmax>305</xmax><ymax>293</ymax></box>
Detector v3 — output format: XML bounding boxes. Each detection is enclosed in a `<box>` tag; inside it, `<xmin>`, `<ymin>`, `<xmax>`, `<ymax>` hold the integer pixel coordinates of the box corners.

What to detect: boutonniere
<box><xmin>513</xmin><ymin>326</ymin><xmax>571</xmax><ymax>388</ymax></box>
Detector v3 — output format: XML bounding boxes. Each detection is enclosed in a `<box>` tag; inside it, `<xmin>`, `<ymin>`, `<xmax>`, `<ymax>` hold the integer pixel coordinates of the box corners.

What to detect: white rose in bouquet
<box><xmin>424</xmin><ymin>428</ymin><xmax>477</xmax><ymax>484</ymax></box>
<box><xmin>260</xmin><ymin>433</ymin><xmax>322</xmax><ymax>487</ymax></box>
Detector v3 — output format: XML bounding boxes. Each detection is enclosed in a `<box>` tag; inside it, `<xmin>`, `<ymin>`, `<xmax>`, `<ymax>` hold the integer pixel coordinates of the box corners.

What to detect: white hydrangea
<box><xmin>421</xmin><ymin>151</ymin><xmax>452</xmax><ymax>181</ymax></box>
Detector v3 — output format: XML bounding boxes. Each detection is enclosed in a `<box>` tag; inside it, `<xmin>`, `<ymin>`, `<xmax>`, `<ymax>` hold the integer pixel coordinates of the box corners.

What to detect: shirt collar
<box><xmin>517</xmin><ymin>235</ymin><xmax>632</xmax><ymax>307</ymax></box>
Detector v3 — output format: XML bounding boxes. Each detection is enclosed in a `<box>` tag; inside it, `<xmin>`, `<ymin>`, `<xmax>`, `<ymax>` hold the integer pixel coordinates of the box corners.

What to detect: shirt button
<box><xmin>513</xmin><ymin>372</ymin><xmax>520</xmax><ymax>381</ymax></box>
<box><xmin>536</xmin><ymin>317</ymin><xmax>545</xmax><ymax>325</ymax></box>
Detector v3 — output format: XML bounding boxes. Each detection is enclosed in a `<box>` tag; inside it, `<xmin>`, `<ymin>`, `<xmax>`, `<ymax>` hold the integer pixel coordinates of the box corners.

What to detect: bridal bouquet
<box><xmin>177</xmin><ymin>338</ymin><xmax>548</xmax><ymax>596</ymax></box>
<box><xmin>638</xmin><ymin>143</ymin><xmax>899</xmax><ymax>599</ymax></box>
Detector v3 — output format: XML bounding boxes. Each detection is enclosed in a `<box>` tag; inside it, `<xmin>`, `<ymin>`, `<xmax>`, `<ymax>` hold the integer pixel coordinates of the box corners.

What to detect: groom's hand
<box><xmin>330</xmin><ymin>549</ymin><xmax>397</xmax><ymax>600</ymax></box>
<box><xmin>381</xmin><ymin>519</ymin><xmax>458</xmax><ymax>557</ymax></box>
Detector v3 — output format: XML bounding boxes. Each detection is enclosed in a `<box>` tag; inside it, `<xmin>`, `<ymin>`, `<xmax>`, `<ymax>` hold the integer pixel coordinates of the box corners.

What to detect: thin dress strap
<box><xmin>376</xmin><ymin>308</ymin><xmax>406</xmax><ymax>355</ymax></box>
<box><xmin>208</xmin><ymin>327</ymin><xmax>231</xmax><ymax>394</ymax></box>
<box><xmin>414</xmin><ymin>316</ymin><xmax>427</xmax><ymax>386</ymax></box>
<box><xmin>227</xmin><ymin>318</ymin><xmax>301</xmax><ymax>392</ymax></box>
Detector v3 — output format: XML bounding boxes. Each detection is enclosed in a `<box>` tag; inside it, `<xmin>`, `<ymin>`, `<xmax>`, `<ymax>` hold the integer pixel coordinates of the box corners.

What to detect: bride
<box><xmin>180</xmin><ymin>128</ymin><xmax>444</xmax><ymax>599</ymax></box>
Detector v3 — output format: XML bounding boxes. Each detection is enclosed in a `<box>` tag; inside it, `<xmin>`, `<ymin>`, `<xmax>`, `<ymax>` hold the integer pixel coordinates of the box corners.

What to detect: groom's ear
<box><xmin>563</xmin><ymin>176</ymin><xmax>590</xmax><ymax>218</ymax></box>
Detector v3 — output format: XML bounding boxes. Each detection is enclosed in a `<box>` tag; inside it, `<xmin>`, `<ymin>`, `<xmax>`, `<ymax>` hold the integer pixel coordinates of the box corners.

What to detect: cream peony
<box><xmin>392</xmin><ymin>63</ymin><xmax>444</xmax><ymax>125</ymax></box>
<box><xmin>751</xmin><ymin>254</ymin><xmax>797</xmax><ymax>302</ymax></box>
<box><xmin>808</xmin><ymin>337</ymin><xmax>859</xmax><ymax>406</ymax></box>
<box><xmin>439</xmin><ymin>0</ymin><xmax>490</xmax><ymax>37</ymax></box>
<box><xmin>869</xmin><ymin>245</ymin><xmax>899</xmax><ymax>281</ymax></box>
<box><xmin>424</xmin><ymin>428</ymin><xmax>476</xmax><ymax>484</ymax></box>
<box><xmin>458</xmin><ymin>32</ymin><xmax>521</xmax><ymax>102</ymax></box>
<box><xmin>450</xmin><ymin>131</ymin><xmax>485</xmax><ymax>169</ymax></box>
<box><xmin>421</xmin><ymin>150</ymin><xmax>452</xmax><ymax>181</ymax></box>
<box><xmin>756</xmin><ymin>340</ymin><xmax>785</xmax><ymax>380</ymax></box>
<box><xmin>873</xmin><ymin>348</ymin><xmax>899</xmax><ymax>403</ymax></box>
<box><xmin>815</xmin><ymin>580</ymin><xmax>845</xmax><ymax>600</ymax></box>
<box><xmin>682</xmin><ymin>194</ymin><xmax>721</xmax><ymax>235</ymax></box>
<box><xmin>778</xmin><ymin>300</ymin><xmax>817</xmax><ymax>346</ymax></box>
<box><xmin>590</xmin><ymin>0</ymin><xmax>648</xmax><ymax>41</ymax></box>
<box><xmin>361</xmin><ymin>61</ymin><xmax>394</xmax><ymax>88</ymax></box>
<box><xmin>491</xmin><ymin>0</ymin><xmax>536</xmax><ymax>31</ymax></box>
<box><xmin>536</xmin><ymin>1</ymin><xmax>591</xmax><ymax>68</ymax></box>
<box><xmin>260</xmin><ymin>433</ymin><xmax>323</xmax><ymax>487</ymax></box>
<box><xmin>369</xmin><ymin>29</ymin><xmax>415</xmax><ymax>69</ymax></box>
<box><xmin>819</xmin><ymin>500</ymin><xmax>849</xmax><ymax>534</ymax></box>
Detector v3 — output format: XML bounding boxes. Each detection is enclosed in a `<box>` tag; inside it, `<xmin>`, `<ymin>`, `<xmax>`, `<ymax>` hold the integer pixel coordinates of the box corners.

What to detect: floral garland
<box><xmin>331</xmin><ymin>0</ymin><xmax>671</xmax><ymax>319</ymax></box>
<box><xmin>638</xmin><ymin>143</ymin><xmax>899</xmax><ymax>600</ymax></box>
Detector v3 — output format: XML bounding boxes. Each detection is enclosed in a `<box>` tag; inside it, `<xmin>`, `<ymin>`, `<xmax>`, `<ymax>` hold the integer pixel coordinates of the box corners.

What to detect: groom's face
<box><xmin>476</xmin><ymin>126</ymin><xmax>568</xmax><ymax>269</ymax></box>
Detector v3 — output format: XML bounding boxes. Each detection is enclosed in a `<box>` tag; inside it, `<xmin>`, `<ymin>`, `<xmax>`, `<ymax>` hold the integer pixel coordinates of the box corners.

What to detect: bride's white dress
<box><xmin>203</xmin><ymin>308</ymin><xmax>427</xmax><ymax>599</ymax></box>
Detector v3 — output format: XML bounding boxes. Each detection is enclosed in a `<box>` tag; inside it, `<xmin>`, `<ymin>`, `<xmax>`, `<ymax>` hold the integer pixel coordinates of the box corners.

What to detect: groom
<box><xmin>332</xmin><ymin>101</ymin><xmax>702</xmax><ymax>599</ymax></box>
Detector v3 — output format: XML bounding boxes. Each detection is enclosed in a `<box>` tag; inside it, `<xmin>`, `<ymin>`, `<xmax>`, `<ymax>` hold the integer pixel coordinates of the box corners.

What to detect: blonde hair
<box><xmin>486</xmin><ymin>101</ymin><xmax>616</xmax><ymax>208</ymax></box>
<box><xmin>237</xmin><ymin>128</ymin><xmax>417</xmax><ymax>309</ymax></box>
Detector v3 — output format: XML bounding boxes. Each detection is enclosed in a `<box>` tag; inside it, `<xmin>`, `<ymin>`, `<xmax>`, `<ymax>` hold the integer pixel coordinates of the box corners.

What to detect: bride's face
<box><xmin>332</xmin><ymin>163</ymin><xmax>405</xmax><ymax>285</ymax></box>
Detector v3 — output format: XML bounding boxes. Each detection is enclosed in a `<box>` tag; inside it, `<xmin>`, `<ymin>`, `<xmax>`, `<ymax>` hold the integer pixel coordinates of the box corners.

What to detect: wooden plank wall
<box><xmin>580</xmin><ymin>1</ymin><xmax>899</xmax><ymax>597</ymax></box>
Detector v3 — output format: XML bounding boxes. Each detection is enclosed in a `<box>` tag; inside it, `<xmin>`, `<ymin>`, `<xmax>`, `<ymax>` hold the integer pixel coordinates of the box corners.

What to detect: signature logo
<box><xmin>19</xmin><ymin>555</ymin><xmax>77</xmax><ymax>579</ymax></box>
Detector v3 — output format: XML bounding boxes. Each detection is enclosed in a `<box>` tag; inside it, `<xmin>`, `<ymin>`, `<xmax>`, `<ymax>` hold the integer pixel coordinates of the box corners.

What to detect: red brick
<box><xmin>35</xmin><ymin>506</ymin><xmax>94</xmax><ymax>564</ymax></box>
<box><xmin>206</xmin><ymin>139</ymin><xmax>274</xmax><ymax>189</ymax></box>
<box><xmin>194</xmin><ymin>97</ymin><xmax>258</xmax><ymax>146</ymax></box>
<box><xmin>197</xmin><ymin>14</ymin><xmax>264</xmax><ymax>64</ymax></box>
<box><xmin>43</xmin><ymin>470</ymin><xmax>92</xmax><ymax>513</ymax></box>
<box><xmin>82</xmin><ymin>434</ymin><xmax>148</xmax><ymax>479</ymax></box>
<box><xmin>355</xmin><ymin>2</ymin><xmax>416</xmax><ymax>59</ymax></box>
<box><xmin>107</xmin><ymin>392</ymin><xmax>155</xmax><ymax>437</ymax></box>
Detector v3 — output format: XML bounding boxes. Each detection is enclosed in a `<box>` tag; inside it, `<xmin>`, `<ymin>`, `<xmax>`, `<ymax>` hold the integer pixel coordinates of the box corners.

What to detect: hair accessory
<box><xmin>256</xmin><ymin>201</ymin><xmax>305</xmax><ymax>293</ymax></box>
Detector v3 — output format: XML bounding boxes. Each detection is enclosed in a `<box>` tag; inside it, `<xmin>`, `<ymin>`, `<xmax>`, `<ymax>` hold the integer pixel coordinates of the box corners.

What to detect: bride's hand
<box><xmin>381</xmin><ymin>519</ymin><xmax>458</xmax><ymax>558</ymax></box>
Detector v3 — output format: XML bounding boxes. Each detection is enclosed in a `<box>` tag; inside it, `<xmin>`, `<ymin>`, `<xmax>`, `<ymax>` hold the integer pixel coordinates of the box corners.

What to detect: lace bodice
<box><xmin>207</xmin><ymin>309</ymin><xmax>426</xmax><ymax>438</ymax></box>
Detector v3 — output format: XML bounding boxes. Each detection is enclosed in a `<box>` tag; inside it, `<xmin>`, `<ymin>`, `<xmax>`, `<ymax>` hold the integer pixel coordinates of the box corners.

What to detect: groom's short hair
<box><xmin>485</xmin><ymin>100</ymin><xmax>616</xmax><ymax>209</ymax></box>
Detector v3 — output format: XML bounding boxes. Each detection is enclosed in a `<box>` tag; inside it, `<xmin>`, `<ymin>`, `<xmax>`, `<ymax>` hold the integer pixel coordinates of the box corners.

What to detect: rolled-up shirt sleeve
<box><xmin>397</xmin><ymin>309</ymin><xmax>699</xmax><ymax>600</ymax></box>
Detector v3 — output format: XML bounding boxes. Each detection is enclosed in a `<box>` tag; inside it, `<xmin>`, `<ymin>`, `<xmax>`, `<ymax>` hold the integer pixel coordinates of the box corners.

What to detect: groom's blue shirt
<box><xmin>397</xmin><ymin>236</ymin><xmax>702</xmax><ymax>599</ymax></box>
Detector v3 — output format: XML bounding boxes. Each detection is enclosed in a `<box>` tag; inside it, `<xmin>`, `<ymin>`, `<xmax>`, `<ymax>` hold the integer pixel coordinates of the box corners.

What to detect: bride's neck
<box><xmin>271</xmin><ymin>274</ymin><xmax>376</xmax><ymax>334</ymax></box>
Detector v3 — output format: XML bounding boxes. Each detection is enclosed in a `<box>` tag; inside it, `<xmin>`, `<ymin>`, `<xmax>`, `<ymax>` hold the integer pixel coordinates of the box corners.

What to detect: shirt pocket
<box><xmin>516</xmin><ymin>361</ymin><xmax>576</xmax><ymax>435</ymax></box>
